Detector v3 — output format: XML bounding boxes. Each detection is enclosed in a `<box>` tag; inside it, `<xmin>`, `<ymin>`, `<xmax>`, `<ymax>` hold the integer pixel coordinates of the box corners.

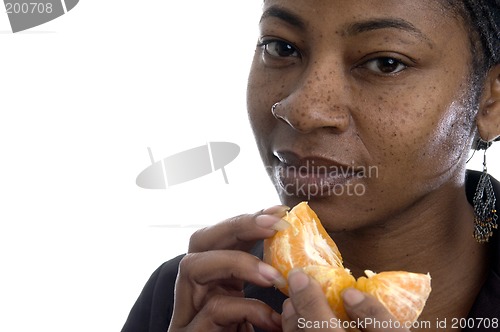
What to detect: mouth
<box><xmin>272</xmin><ymin>150</ymin><xmax>365</xmax><ymax>198</ymax></box>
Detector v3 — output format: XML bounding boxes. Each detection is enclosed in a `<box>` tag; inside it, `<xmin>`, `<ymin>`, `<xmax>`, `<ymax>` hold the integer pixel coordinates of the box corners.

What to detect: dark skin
<box><xmin>167</xmin><ymin>1</ymin><xmax>500</xmax><ymax>331</ymax></box>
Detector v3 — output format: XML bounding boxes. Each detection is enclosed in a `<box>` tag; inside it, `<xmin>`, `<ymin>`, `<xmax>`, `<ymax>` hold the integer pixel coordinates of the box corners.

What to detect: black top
<box><xmin>121</xmin><ymin>170</ymin><xmax>500</xmax><ymax>332</ymax></box>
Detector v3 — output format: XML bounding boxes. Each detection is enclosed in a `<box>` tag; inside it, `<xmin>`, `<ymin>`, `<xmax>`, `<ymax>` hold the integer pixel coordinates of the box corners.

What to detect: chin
<box><xmin>277</xmin><ymin>191</ymin><xmax>367</xmax><ymax>231</ymax></box>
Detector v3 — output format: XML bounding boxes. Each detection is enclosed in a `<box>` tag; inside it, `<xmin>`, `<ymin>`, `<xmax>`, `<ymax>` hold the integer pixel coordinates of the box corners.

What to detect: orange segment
<box><xmin>263</xmin><ymin>201</ymin><xmax>432</xmax><ymax>324</ymax></box>
<box><xmin>356</xmin><ymin>270</ymin><xmax>432</xmax><ymax>324</ymax></box>
<box><xmin>263</xmin><ymin>202</ymin><xmax>343</xmax><ymax>294</ymax></box>
<box><xmin>264</xmin><ymin>201</ymin><xmax>342</xmax><ymax>270</ymax></box>
<box><xmin>303</xmin><ymin>265</ymin><xmax>356</xmax><ymax>321</ymax></box>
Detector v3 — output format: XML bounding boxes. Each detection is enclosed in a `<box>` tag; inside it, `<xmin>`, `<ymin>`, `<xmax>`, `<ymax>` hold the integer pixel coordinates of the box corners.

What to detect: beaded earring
<box><xmin>473</xmin><ymin>140</ymin><xmax>498</xmax><ymax>243</ymax></box>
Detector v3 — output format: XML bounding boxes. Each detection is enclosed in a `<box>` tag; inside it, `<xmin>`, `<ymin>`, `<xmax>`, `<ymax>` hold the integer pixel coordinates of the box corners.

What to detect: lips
<box><xmin>273</xmin><ymin>150</ymin><xmax>364</xmax><ymax>198</ymax></box>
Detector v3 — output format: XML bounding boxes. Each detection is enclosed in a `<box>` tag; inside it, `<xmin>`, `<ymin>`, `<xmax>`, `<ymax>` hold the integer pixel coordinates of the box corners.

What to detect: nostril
<box><xmin>271</xmin><ymin>102</ymin><xmax>306</xmax><ymax>131</ymax></box>
<box><xmin>271</xmin><ymin>100</ymin><xmax>351</xmax><ymax>134</ymax></box>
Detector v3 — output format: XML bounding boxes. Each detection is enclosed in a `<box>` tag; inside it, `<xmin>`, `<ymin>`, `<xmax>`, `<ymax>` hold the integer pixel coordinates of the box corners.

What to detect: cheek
<box><xmin>359</xmin><ymin>84</ymin><xmax>471</xmax><ymax>169</ymax></box>
<box><xmin>424</xmin><ymin>100</ymin><xmax>472</xmax><ymax>163</ymax></box>
<box><xmin>247</xmin><ymin>74</ymin><xmax>272</xmax><ymax>142</ymax></box>
<box><xmin>410</xmin><ymin>89</ymin><xmax>472</xmax><ymax>168</ymax></box>
<box><xmin>246</xmin><ymin>75</ymin><xmax>274</xmax><ymax>166</ymax></box>
<box><xmin>246</xmin><ymin>60</ymin><xmax>287</xmax><ymax>152</ymax></box>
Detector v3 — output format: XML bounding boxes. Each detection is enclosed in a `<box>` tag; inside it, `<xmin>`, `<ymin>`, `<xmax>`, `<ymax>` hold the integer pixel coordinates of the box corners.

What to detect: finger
<box><xmin>173</xmin><ymin>296</ymin><xmax>281</xmax><ymax>332</ymax></box>
<box><xmin>171</xmin><ymin>251</ymin><xmax>286</xmax><ymax>326</ymax></box>
<box><xmin>237</xmin><ymin>322</ymin><xmax>255</xmax><ymax>332</ymax></box>
<box><xmin>282</xmin><ymin>299</ymin><xmax>303</xmax><ymax>332</ymax></box>
<box><xmin>286</xmin><ymin>269</ymin><xmax>344</xmax><ymax>332</ymax></box>
<box><xmin>342</xmin><ymin>288</ymin><xmax>410</xmax><ymax>332</ymax></box>
<box><xmin>180</xmin><ymin>251</ymin><xmax>286</xmax><ymax>289</ymax></box>
<box><xmin>188</xmin><ymin>205</ymin><xmax>289</xmax><ymax>253</ymax></box>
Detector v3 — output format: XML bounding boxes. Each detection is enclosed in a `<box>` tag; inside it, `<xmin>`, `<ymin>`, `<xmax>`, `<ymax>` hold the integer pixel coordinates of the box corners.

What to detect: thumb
<box><xmin>342</xmin><ymin>288</ymin><xmax>410</xmax><ymax>332</ymax></box>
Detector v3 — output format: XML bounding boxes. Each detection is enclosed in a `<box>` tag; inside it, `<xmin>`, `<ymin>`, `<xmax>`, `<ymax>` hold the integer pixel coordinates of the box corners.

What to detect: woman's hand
<box><xmin>188</xmin><ymin>205</ymin><xmax>290</xmax><ymax>253</ymax></box>
<box><xmin>282</xmin><ymin>269</ymin><xmax>411</xmax><ymax>332</ymax></box>
<box><xmin>167</xmin><ymin>205</ymin><xmax>289</xmax><ymax>332</ymax></box>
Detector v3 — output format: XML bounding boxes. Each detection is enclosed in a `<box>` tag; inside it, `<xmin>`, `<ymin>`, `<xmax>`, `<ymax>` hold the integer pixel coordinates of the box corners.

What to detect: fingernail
<box><xmin>262</xmin><ymin>205</ymin><xmax>290</xmax><ymax>218</ymax></box>
<box><xmin>282</xmin><ymin>299</ymin><xmax>296</xmax><ymax>319</ymax></box>
<box><xmin>288</xmin><ymin>268</ymin><xmax>309</xmax><ymax>294</ymax></box>
<box><xmin>258</xmin><ymin>262</ymin><xmax>287</xmax><ymax>288</ymax></box>
<box><xmin>342</xmin><ymin>288</ymin><xmax>365</xmax><ymax>306</ymax></box>
<box><xmin>255</xmin><ymin>215</ymin><xmax>290</xmax><ymax>231</ymax></box>
<box><xmin>272</xmin><ymin>219</ymin><xmax>290</xmax><ymax>231</ymax></box>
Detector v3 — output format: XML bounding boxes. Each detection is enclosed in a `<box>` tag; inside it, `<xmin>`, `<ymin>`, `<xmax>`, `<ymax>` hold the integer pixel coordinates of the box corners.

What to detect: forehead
<box><xmin>263</xmin><ymin>0</ymin><xmax>446</xmax><ymax>16</ymax></box>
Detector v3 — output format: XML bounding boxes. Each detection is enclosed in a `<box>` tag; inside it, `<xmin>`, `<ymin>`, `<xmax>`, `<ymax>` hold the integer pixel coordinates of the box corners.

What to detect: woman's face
<box><xmin>247</xmin><ymin>0</ymin><xmax>477</xmax><ymax>231</ymax></box>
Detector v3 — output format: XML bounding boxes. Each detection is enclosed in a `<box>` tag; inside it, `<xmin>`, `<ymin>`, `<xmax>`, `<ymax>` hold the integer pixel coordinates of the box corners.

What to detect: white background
<box><xmin>0</xmin><ymin>1</ymin><xmax>498</xmax><ymax>331</ymax></box>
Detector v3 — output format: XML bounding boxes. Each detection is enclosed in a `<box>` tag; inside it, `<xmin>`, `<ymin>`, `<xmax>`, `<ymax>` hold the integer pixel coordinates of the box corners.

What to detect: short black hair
<box><xmin>461</xmin><ymin>0</ymin><xmax>500</xmax><ymax>72</ymax></box>
<box><xmin>466</xmin><ymin>0</ymin><xmax>500</xmax><ymax>143</ymax></box>
<box><xmin>442</xmin><ymin>0</ymin><xmax>500</xmax><ymax>145</ymax></box>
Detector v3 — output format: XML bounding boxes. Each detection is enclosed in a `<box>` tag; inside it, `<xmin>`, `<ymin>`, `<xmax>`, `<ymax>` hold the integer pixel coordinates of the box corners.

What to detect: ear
<box><xmin>477</xmin><ymin>64</ymin><xmax>500</xmax><ymax>142</ymax></box>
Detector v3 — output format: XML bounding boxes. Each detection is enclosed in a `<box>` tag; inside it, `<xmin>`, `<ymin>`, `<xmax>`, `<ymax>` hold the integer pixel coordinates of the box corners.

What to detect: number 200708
<box><xmin>5</xmin><ymin>2</ymin><xmax>53</xmax><ymax>14</ymax></box>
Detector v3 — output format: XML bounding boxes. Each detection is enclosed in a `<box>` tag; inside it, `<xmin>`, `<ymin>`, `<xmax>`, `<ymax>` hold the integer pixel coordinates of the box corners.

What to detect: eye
<box><xmin>259</xmin><ymin>39</ymin><xmax>299</xmax><ymax>58</ymax></box>
<box><xmin>362</xmin><ymin>57</ymin><xmax>407</xmax><ymax>74</ymax></box>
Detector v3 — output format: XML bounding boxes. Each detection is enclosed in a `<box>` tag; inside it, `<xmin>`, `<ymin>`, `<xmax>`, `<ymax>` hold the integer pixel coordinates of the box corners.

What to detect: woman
<box><xmin>122</xmin><ymin>1</ymin><xmax>500</xmax><ymax>331</ymax></box>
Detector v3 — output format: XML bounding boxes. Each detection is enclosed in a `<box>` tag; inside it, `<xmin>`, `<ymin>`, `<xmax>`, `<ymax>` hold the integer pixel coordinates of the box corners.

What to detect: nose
<box><xmin>271</xmin><ymin>74</ymin><xmax>351</xmax><ymax>134</ymax></box>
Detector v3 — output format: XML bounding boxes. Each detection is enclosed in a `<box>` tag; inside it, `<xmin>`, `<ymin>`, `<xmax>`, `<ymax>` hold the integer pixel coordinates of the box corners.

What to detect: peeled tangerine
<box><xmin>263</xmin><ymin>201</ymin><xmax>431</xmax><ymax>323</ymax></box>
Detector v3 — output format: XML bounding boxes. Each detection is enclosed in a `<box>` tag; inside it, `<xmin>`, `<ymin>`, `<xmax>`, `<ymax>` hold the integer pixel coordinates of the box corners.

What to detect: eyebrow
<box><xmin>260</xmin><ymin>6</ymin><xmax>305</xmax><ymax>29</ymax></box>
<box><xmin>344</xmin><ymin>18</ymin><xmax>431</xmax><ymax>43</ymax></box>
<box><xmin>260</xmin><ymin>7</ymin><xmax>434</xmax><ymax>47</ymax></box>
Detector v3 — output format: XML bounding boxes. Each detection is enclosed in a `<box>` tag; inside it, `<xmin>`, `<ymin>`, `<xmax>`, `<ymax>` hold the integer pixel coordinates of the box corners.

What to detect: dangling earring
<box><xmin>473</xmin><ymin>139</ymin><xmax>498</xmax><ymax>243</ymax></box>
